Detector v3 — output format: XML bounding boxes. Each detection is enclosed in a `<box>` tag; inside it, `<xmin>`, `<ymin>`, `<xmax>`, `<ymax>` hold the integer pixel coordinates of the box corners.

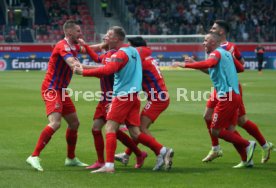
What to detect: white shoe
<box><xmin>164</xmin><ymin>148</ymin><xmax>174</xmax><ymax>171</ymax></box>
<box><xmin>261</xmin><ymin>142</ymin><xmax>273</xmax><ymax>163</ymax></box>
<box><xmin>65</xmin><ymin>157</ymin><xmax>88</xmax><ymax>167</ymax></box>
<box><xmin>91</xmin><ymin>166</ymin><xmax>115</xmax><ymax>173</ymax></box>
<box><xmin>246</xmin><ymin>141</ymin><xmax>256</xmax><ymax>163</ymax></box>
<box><xmin>202</xmin><ymin>149</ymin><xmax>223</xmax><ymax>162</ymax></box>
<box><xmin>153</xmin><ymin>147</ymin><xmax>174</xmax><ymax>171</ymax></box>
<box><xmin>114</xmin><ymin>153</ymin><xmax>129</xmax><ymax>166</ymax></box>
<box><xmin>26</xmin><ymin>156</ymin><xmax>43</xmax><ymax>171</ymax></box>
<box><xmin>233</xmin><ymin>160</ymin><xmax>254</xmax><ymax>168</ymax></box>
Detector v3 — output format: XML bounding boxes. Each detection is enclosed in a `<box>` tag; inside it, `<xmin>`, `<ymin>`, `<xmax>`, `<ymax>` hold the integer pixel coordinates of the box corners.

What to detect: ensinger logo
<box><xmin>0</xmin><ymin>59</ymin><xmax>7</xmax><ymax>71</ymax></box>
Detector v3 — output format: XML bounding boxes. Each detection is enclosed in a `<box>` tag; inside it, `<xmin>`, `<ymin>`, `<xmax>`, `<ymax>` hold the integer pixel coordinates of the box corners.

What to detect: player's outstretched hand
<box><xmin>184</xmin><ymin>56</ymin><xmax>195</xmax><ymax>63</ymax></box>
<box><xmin>172</xmin><ymin>62</ymin><xmax>186</xmax><ymax>68</ymax></box>
<box><xmin>74</xmin><ymin>64</ymin><xmax>84</xmax><ymax>75</ymax></box>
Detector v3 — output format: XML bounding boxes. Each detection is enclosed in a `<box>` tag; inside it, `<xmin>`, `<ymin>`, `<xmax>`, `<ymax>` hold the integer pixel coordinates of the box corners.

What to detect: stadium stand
<box><xmin>0</xmin><ymin>0</ymin><xmax>95</xmax><ymax>43</ymax></box>
<box><xmin>0</xmin><ymin>3</ymin><xmax>5</xmax><ymax>25</ymax></box>
<box><xmin>125</xmin><ymin>0</ymin><xmax>276</xmax><ymax>42</ymax></box>
<box><xmin>33</xmin><ymin>0</ymin><xmax>95</xmax><ymax>43</ymax></box>
<box><xmin>0</xmin><ymin>0</ymin><xmax>275</xmax><ymax>43</ymax></box>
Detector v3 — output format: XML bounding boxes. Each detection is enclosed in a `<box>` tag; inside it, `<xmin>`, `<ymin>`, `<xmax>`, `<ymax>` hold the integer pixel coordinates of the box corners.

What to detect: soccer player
<box><xmin>26</xmin><ymin>20</ymin><xmax>88</xmax><ymax>171</ymax></box>
<box><xmin>74</xmin><ymin>26</ymin><xmax>173</xmax><ymax>173</ymax></box>
<box><xmin>173</xmin><ymin>32</ymin><xmax>256</xmax><ymax>167</ymax></box>
<box><xmin>78</xmin><ymin>36</ymin><xmax>148</xmax><ymax>169</ymax></box>
<box><xmin>255</xmin><ymin>44</ymin><xmax>265</xmax><ymax>73</ymax></box>
<box><xmin>115</xmin><ymin>37</ymin><xmax>170</xmax><ymax>165</ymax></box>
<box><xmin>201</xmin><ymin>20</ymin><xmax>273</xmax><ymax>165</ymax></box>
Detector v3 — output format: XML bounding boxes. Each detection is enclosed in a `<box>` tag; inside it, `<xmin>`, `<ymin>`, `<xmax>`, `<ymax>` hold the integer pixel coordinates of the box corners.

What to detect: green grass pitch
<box><xmin>0</xmin><ymin>70</ymin><xmax>275</xmax><ymax>188</ymax></box>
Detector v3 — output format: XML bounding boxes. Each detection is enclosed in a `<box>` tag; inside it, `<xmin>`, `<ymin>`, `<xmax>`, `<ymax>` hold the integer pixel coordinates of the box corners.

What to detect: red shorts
<box><xmin>141</xmin><ymin>98</ymin><xmax>170</xmax><ymax>122</ymax></box>
<box><xmin>106</xmin><ymin>93</ymin><xmax>140</xmax><ymax>126</ymax></box>
<box><xmin>206</xmin><ymin>83</ymin><xmax>246</xmax><ymax>117</ymax></box>
<box><xmin>41</xmin><ymin>89</ymin><xmax>76</xmax><ymax>116</ymax></box>
<box><xmin>93</xmin><ymin>101</ymin><xmax>110</xmax><ymax>121</ymax></box>
<box><xmin>211</xmin><ymin>92</ymin><xmax>241</xmax><ymax>129</ymax></box>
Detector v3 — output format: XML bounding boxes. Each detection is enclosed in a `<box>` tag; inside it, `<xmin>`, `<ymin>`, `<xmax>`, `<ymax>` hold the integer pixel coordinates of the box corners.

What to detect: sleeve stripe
<box><xmin>63</xmin><ymin>54</ymin><xmax>73</xmax><ymax>60</ymax></box>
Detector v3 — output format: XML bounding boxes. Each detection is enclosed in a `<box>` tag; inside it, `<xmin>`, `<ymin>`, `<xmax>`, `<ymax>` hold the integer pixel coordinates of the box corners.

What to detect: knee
<box><xmin>92</xmin><ymin>123</ymin><xmax>103</xmax><ymax>131</ymax></box>
<box><xmin>203</xmin><ymin>111</ymin><xmax>212</xmax><ymax>121</ymax></box>
<box><xmin>129</xmin><ymin>127</ymin><xmax>140</xmax><ymax>140</ymax></box>
<box><xmin>68</xmin><ymin>120</ymin><xmax>80</xmax><ymax>130</ymax></box>
<box><xmin>49</xmin><ymin>121</ymin><xmax>61</xmax><ymax>131</ymax></box>
<box><xmin>140</xmin><ymin>125</ymin><xmax>148</xmax><ymax>134</ymax></box>
<box><xmin>238</xmin><ymin>115</ymin><xmax>247</xmax><ymax>127</ymax></box>
<box><xmin>105</xmin><ymin>124</ymin><xmax>116</xmax><ymax>133</ymax></box>
<box><xmin>211</xmin><ymin>128</ymin><xmax>219</xmax><ymax>137</ymax></box>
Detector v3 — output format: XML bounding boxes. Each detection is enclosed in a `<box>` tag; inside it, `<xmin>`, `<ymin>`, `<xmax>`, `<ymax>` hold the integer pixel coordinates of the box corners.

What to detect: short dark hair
<box><xmin>208</xmin><ymin>32</ymin><xmax>221</xmax><ymax>44</ymax></box>
<box><xmin>214</xmin><ymin>20</ymin><xmax>230</xmax><ymax>33</ymax></box>
<box><xmin>128</xmin><ymin>36</ymin><xmax>147</xmax><ymax>47</ymax></box>
<box><xmin>109</xmin><ymin>26</ymin><xmax>126</xmax><ymax>41</ymax></box>
<box><xmin>63</xmin><ymin>20</ymin><xmax>79</xmax><ymax>32</ymax></box>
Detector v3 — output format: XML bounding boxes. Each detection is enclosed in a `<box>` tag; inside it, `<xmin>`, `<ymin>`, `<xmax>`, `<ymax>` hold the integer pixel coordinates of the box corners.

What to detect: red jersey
<box><xmin>221</xmin><ymin>41</ymin><xmax>243</xmax><ymax>60</ymax></box>
<box><xmin>98</xmin><ymin>50</ymin><xmax>116</xmax><ymax>102</ymax></box>
<box><xmin>42</xmin><ymin>39</ymin><xmax>80</xmax><ymax>90</ymax></box>
<box><xmin>221</xmin><ymin>41</ymin><xmax>244</xmax><ymax>72</ymax></box>
<box><xmin>83</xmin><ymin>45</ymin><xmax>116</xmax><ymax>102</ymax></box>
<box><xmin>136</xmin><ymin>47</ymin><xmax>168</xmax><ymax>100</ymax></box>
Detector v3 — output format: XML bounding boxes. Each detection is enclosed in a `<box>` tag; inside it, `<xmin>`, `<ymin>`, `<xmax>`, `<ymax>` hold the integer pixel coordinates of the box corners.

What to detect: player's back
<box><xmin>137</xmin><ymin>46</ymin><xmax>168</xmax><ymax>99</ymax></box>
<box><xmin>42</xmin><ymin>39</ymin><xmax>79</xmax><ymax>90</ymax></box>
<box><xmin>221</xmin><ymin>41</ymin><xmax>242</xmax><ymax>60</ymax></box>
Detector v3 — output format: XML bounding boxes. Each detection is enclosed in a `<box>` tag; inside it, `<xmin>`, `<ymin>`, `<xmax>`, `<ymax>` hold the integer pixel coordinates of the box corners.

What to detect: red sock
<box><xmin>218</xmin><ymin>129</ymin><xmax>249</xmax><ymax>148</ymax></box>
<box><xmin>137</xmin><ymin>133</ymin><xmax>162</xmax><ymax>156</ymax></box>
<box><xmin>32</xmin><ymin>126</ymin><xmax>55</xmax><ymax>156</ymax></box>
<box><xmin>117</xmin><ymin>130</ymin><xmax>141</xmax><ymax>156</ymax></box>
<box><xmin>66</xmin><ymin>128</ymin><xmax>77</xmax><ymax>159</ymax></box>
<box><xmin>125</xmin><ymin>147</ymin><xmax>133</xmax><ymax>156</ymax></box>
<box><xmin>106</xmin><ymin>132</ymin><xmax>117</xmax><ymax>163</ymax></box>
<box><xmin>205</xmin><ymin>119</ymin><xmax>219</xmax><ymax>146</ymax></box>
<box><xmin>242</xmin><ymin>120</ymin><xmax>266</xmax><ymax>146</ymax></box>
<box><xmin>233</xmin><ymin>131</ymin><xmax>247</xmax><ymax>161</ymax></box>
<box><xmin>92</xmin><ymin>130</ymin><xmax>105</xmax><ymax>163</ymax></box>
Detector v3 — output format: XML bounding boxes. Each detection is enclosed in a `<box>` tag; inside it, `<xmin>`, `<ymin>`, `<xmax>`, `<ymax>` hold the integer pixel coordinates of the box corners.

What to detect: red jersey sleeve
<box><xmin>83</xmin><ymin>50</ymin><xmax>129</xmax><ymax>78</ymax></box>
<box><xmin>83</xmin><ymin>44</ymin><xmax>101</xmax><ymax>63</ymax></box>
<box><xmin>58</xmin><ymin>44</ymin><xmax>74</xmax><ymax>61</ymax></box>
<box><xmin>185</xmin><ymin>51</ymin><xmax>220</xmax><ymax>69</ymax></box>
<box><xmin>232</xmin><ymin>44</ymin><xmax>242</xmax><ymax>60</ymax></box>
<box><xmin>233</xmin><ymin>57</ymin><xmax>244</xmax><ymax>73</ymax></box>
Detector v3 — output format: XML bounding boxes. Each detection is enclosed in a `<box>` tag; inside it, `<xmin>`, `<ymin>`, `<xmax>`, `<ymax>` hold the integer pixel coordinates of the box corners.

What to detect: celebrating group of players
<box><xmin>26</xmin><ymin>19</ymin><xmax>273</xmax><ymax>173</ymax></box>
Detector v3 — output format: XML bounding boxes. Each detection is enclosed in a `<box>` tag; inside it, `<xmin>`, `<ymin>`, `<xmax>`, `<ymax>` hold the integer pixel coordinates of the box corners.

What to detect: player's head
<box><xmin>63</xmin><ymin>20</ymin><xmax>82</xmax><ymax>44</ymax></box>
<box><xmin>106</xmin><ymin>26</ymin><xmax>126</xmax><ymax>48</ymax></box>
<box><xmin>99</xmin><ymin>34</ymin><xmax>109</xmax><ymax>50</ymax></box>
<box><xmin>128</xmin><ymin>37</ymin><xmax>147</xmax><ymax>47</ymax></box>
<box><xmin>203</xmin><ymin>32</ymin><xmax>221</xmax><ymax>53</ymax></box>
<box><xmin>210</xmin><ymin>20</ymin><xmax>230</xmax><ymax>37</ymax></box>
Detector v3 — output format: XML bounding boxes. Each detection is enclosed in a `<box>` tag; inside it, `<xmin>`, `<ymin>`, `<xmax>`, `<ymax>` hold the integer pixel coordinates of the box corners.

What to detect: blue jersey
<box><xmin>113</xmin><ymin>46</ymin><xmax>142</xmax><ymax>96</ymax></box>
<box><xmin>208</xmin><ymin>47</ymin><xmax>240</xmax><ymax>97</ymax></box>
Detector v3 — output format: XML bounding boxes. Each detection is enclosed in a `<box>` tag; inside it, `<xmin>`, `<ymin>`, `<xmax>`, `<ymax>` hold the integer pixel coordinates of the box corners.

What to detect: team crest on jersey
<box><xmin>64</xmin><ymin>44</ymin><xmax>71</xmax><ymax>52</ymax></box>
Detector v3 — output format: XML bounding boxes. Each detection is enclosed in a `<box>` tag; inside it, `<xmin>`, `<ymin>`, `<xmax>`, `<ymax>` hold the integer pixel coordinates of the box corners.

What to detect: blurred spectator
<box><xmin>126</xmin><ymin>0</ymin><xmax>276</xmax><ymax>42</ymax></box>
<box><xmin>101</xmin><ymin>0</ymin><xmax>108</xmax><ymax>17</ymax></box>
